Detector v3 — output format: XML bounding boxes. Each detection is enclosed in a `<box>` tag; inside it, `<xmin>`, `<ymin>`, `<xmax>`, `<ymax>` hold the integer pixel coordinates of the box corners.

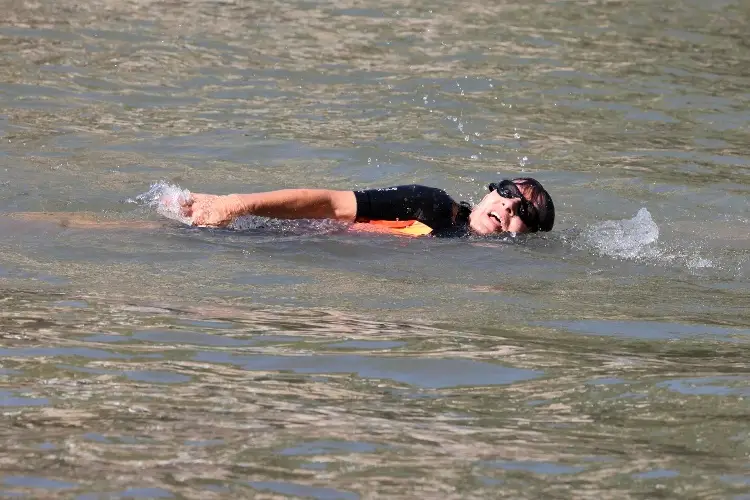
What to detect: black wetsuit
<box><xmin>353</xmin><ymin>185</ymin><xmax>472</xmax><ymax>237</ymax></box>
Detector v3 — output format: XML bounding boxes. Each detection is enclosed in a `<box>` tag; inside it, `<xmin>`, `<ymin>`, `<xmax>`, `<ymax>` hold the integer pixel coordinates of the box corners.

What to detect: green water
<box><xmin>1</xmin><ymin>0</ymin><xmax>749</xmax><ymax>497</ymax></box>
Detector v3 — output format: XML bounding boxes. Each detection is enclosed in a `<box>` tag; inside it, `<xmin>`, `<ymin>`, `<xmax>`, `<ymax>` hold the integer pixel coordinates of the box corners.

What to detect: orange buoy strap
<box><xmin>349</xmin><ymin>220</ymin><xmax>433</xmax><ymax>237</ymax></box>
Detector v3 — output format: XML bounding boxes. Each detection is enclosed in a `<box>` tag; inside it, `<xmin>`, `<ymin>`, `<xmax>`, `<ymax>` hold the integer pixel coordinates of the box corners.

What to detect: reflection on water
<box><xmin>1</xmin><ymin>0</ymin><xmax>750</xmax><ymax>497</ymax></box>
<box><xmin>1</xmin><ymin>291</ymin><xmax>750</xmax><ymax>498</ymax></box>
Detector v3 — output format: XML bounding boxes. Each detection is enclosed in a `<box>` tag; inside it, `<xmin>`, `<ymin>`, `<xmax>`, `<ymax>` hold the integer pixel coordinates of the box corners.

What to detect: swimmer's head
<box><xmin>468</xmin><ymin>177</ymin><xmax>555</xmax><ymax>235</ymax></box>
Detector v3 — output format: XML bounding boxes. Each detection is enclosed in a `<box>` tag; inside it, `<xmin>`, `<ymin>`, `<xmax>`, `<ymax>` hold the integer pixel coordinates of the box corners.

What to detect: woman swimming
<box><xmin>180</xmin><ymin>178</ymin><xmax>555</xmax><ymax>237</ymax></box>
<box><xmin>3</xmin><ymin>178</ymin><xmax>554</xmax><ymax>237</ymax></box>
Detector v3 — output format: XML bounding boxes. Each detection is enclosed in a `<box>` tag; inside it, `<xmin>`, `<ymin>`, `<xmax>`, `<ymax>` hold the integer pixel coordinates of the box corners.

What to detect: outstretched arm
<box><xmin>179</xmin><ymin>189</ymin><xmax>357</xmax><ymax>227</ymax></box>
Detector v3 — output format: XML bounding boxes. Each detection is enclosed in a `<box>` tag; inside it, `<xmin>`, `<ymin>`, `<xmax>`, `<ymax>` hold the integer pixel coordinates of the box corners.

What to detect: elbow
<box><xmin>331</xmin><ymin>191</ymin><xmax>357</xmax><ymax>222</ymax></box>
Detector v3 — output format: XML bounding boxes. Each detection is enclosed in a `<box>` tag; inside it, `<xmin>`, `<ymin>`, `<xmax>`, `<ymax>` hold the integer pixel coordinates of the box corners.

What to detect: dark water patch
<box><xmin>540</xmin><ymin>319</ymin><xmax>750</xmax><ymax>341</ymax></box>
<box><xmin>123</xmin><ymin>370</ymin><xmax>190</xmax><ymax>384</ymax></box>
<box><xmin>326</xmin><ymin>340</ymin><xmax>405</xmax><ymax>350</ymax></box>
<box><xmin>201</xmin><ymin>484</ymin><xmax>231</xmax><ymax>493</ymax></box>
<box><xmin>634</xmin><ymin>469</ymin><xmax>680</xmax><ymax>480</ymax></box>
<box><xmin>658</xmin><ymin>376</ymin><xmax>750</xmax><ymax>397</ymax></box>
<box><xmin>301</xmin><ymin>462</ymin><xmax>328</xmax><ymax>471</ymax></box>
<box><xmin>254</xmin><ymin>335</ymin><xmax>309</xmax><ymax>344</ymax></box>
<box><xmin>0</xmin><ymin>491</ymin><xmax>25</xmax><ymax>498</ymax></box>
<box><xmin>76</xmin><ymin>487</ymin><xmax>174</xmax><ymax>499</ymax></box>
<box><xmin>132</xmin><ymin>329</ymin><xmax>258</xmax><ymax>347</ymax></box>
<box><xmin>51</xmin><ymin>300</ymin><xmax>89</xmax><ymax>308</ymax></box>
<box><xmin>722</xmin><ymin>475</ymin><xmax>750</xmax><ymax>486</ymax></box>
<box><xmin>192</xmin><ymin>352</ymin><xmax>541</xmax><ymax>389</ymax></box>
<box><xmin>247</xmin><ymin>481</ymin><xmax>358</xmax><ymax>500</ymax></box>
<box><xmin>0</xmin><ymin>266</ymin><xmax>69</xmax><ymax>285</ymax></box>
<box><xmin>82</xmin><ymin>333</ymin><xmax>130</xmax><ymax>343</ymax></box>
<box><xmin>280</xmin><ymin>440</ymin><xmax>380</xmax><ymax>457</ymax></box>
<box><xmin>476</xmin><ymin>476</ymin><xmax>504</xmax><ymax>486</ymax></box>
<box><xmin>0</xmin><ymin>390</ymin><xmax>49</xmax><ymax>407</ymax></box>
<box><xmin>3</xmin><ymin>476</ymin><xmax>76</xmax><ymax>490</ymax></box>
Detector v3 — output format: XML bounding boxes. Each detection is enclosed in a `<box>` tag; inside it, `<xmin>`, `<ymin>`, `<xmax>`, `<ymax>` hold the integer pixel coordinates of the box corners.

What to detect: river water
<box><xmin>1</xmin><ymin>0</ymin><xmax>749</xmax><ymax>498</ymax></box>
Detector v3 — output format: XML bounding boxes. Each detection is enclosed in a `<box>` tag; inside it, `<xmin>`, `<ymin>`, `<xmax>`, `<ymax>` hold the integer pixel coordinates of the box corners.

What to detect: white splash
<box><xmin>131</xmin><ymin>181</ymin><xmax>193</xmax><ymax>225</ymax></box>
<box><xmin>582</xmin><ymin>208</ymin><xmax>659</xmax><ymax>260</ymax></box>
<box><xmin>579</xmin><ymin>208</ymin><xmax>716</xmax><ymax>271</ymax></box>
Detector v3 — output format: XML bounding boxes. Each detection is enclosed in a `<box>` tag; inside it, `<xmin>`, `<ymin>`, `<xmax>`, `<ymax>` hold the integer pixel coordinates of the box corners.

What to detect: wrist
<box><xmin>227</xmin><ymin>194</ymin><xmax>251</xmax><ymax>218</ymax></box>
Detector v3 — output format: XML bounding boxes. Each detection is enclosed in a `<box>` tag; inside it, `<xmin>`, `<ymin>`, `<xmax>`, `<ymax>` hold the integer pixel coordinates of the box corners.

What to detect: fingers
<box><xmin>179</xmin><ymin>193</ymin><xmax>213</xmax><ymax>210</ymax></box>
<box><xmin>178</xmin><ymin>195</ymin><xmax>198</xmax><ymax>218</ymax></box>
<box><xmin>173</xmin><ymin>193</ymin><xmax>225</xmax><ymax>227</ymax></box>
<box><xmin>180</xmin><ymin>194</ymin><xmax>212</xmax><ymax>219</ymax></box>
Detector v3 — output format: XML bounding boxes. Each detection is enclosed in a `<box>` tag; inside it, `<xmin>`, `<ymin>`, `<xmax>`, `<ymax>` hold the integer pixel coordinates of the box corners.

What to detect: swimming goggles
<box><xmin>488</xmin><ymin>180</ymin><xmax>540</xmax><ymax>232</ymax></box>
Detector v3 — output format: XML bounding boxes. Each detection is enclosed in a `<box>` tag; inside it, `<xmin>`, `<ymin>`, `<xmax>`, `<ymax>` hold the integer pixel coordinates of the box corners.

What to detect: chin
<box><xmin>469</xmin><ymin>225</ymin><xmax>493</xmax><ymax>236</ymax></box>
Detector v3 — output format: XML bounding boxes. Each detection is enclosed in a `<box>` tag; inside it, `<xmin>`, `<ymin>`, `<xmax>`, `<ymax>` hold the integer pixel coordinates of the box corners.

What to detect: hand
<box><xmin>179</xmin><ymin>193</ymin><xmax>242</xmax><ymax>227</ymax></box>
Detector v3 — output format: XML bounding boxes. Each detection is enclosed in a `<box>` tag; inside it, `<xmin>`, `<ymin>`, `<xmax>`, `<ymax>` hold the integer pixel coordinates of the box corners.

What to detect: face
<box><xmin>468</xmin><ymin>182</ymin><xmax>534</xmax><ymax>235</ymax></box>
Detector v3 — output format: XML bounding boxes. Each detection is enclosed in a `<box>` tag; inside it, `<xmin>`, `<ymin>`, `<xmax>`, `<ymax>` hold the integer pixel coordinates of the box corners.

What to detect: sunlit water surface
<box><xmin>1</xmin><ymin>0</ymin><xmax>749</xmax><ymax>498</ymax></box>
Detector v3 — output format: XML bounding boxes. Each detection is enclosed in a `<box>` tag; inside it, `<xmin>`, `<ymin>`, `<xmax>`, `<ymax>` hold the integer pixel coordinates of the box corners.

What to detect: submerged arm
<box><xmin>5</xmin><ymin>212</ymin><xmax>166</xmax><ymax>230</ymax></box>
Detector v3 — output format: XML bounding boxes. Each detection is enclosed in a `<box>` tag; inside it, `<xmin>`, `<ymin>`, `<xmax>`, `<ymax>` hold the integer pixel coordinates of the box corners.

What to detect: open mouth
<box><xmin>488</xmin><ymin>211</ymin><xmax>502</xmax><ymax>229</ymax></box>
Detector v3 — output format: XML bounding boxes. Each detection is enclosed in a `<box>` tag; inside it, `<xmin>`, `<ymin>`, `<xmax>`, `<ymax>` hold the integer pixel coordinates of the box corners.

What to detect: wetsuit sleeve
<box><xmin>353</xmin><ymin>185</ymin><xmax>458</xmax><ymax>230</ymax></box>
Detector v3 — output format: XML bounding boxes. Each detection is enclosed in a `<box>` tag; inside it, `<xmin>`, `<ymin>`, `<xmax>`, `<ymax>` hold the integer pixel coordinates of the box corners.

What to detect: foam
<box><xmin>579</xmin><ymin>208</ymin><xmax>716</xmax><ymax>272</ymax></box>
<box><xmin>130</xmin><ymin>181</ymin><xmax>193</xmax><ymax>225</ymax></box>
<box><xmin>581</xmin><ymin>208</ymin><xmax>659</xmax><ymax>260</ymax></box>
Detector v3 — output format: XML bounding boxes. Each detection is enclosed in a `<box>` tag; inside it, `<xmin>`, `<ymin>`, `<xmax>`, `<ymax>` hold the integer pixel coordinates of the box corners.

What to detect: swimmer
<box><xmin>3</xmin><ymin>178</ymin><xmax>554</xmax><ymax>237</ymax></box>
<box><xmin>180</xmin><ymin>178</ymin><xmax>554</xmax><ymax>237</ymax></box>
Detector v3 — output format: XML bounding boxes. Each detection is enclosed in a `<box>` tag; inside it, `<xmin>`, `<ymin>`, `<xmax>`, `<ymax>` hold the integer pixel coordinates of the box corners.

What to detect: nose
<box><xmin>504</xmin><ymin>197</ymin><xmax>521</xmax><ymax>216</ymax></box>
